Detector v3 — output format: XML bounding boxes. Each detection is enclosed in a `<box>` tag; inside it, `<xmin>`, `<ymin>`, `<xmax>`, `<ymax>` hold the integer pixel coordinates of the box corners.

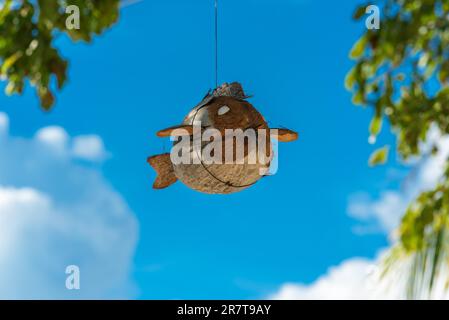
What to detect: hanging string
<box><xmin>214</xmin><ymin>0</ymin><xmax>219</xmax><ymax>88</ymax></box>
<box><xmin>181</xmin><ymin>1</ymin><xmax>260</xmax><ymax>190</ymax></box>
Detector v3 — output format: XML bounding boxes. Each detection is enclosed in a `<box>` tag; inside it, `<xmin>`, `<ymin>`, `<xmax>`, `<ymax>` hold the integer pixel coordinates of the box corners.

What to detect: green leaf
<box><xmin>395</xmin><ymin>73</ymin><xmax>405</xmax><ymax>81</ymax></box>
<box><xmin>350</xmin><ymin>36</ymin><xmax>367</xmax><ymax>59</ymax></box>
<box><xmin>429</xmin><ymin>226</ymin><xmax>445</xmax><ymax>292</ymax></box>
<box><xmin>352</xmin><ymin>91</ymin><xmax>364</xmax><ymax>106</ymax></box>
<box><xmin>0</xmin><ymin>0</ymin><xmax>120</xmax><ymax>109</ymax></box>
<box><xmin>0</xmin><ymin>0</ymin><xmax>13</xmax><ymax>23</ymax></box>
<box><xmin>438</xmin><ymin>60</ymin><xmax>449</xmax><ymax>83</ymax></box>
<box><xmin>38</xmin><ymin>87</ymin><xmax>55</xmax><ymax>110</ymax></box>
<box><xmin>345</xmin><ymin>67</ymin><xmax>357</xmax><ymax>90</ymax></box>
<box><xmin>353</xmin><ymin>5</ymin><xmax>367</xmax><ymax>20</ymax></box>
<box><xmin>368</xmin><ymin>146</ymin><xmax>389</xmax><ymax>167</ymax></box>
<box><xmin>1</xmin><ymin>51</ymin><xmax>23</xmax><ymax>75</ymax></box>
<box><xmin>369</xmin><ymin>115</ymin><xmax>383</xmax><ymax>136</ymax></box>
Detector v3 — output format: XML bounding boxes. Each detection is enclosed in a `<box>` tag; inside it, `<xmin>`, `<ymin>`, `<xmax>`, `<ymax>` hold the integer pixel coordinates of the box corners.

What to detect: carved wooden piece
<box><xmin>149</xmin><ymin>82</ymin><xmax>297</xmax><ymax>194</ymax></box>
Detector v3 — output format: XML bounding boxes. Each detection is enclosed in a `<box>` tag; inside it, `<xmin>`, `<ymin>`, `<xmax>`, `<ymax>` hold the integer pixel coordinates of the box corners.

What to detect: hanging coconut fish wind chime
<box><xmin>147</xmin><ymin>1</ymin><xmax>298</xmax><ymax>195</ymax></box>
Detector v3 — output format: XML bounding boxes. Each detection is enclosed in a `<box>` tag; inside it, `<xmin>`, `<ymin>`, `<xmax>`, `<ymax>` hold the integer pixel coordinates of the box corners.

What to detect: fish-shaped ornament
<box><xmin>148</xmin><ymin>82</ymin><xmax>298</xmax><ymax>194</ymax></box>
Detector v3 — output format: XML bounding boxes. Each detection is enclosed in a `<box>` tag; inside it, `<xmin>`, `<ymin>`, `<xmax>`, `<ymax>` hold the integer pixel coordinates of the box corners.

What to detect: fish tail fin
<box><xmin>147</xmin><ymin>153</ymin><xmax>178</xmax><ymax>189</ymax></box>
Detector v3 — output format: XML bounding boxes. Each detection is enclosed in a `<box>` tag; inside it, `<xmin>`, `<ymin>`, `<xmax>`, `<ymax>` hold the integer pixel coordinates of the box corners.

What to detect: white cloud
<box><xmin>120</xmin><ymin>0</ymin><xmax>144</xmax><ymax>9</ymax></box>
<box><xmin>269</xmin><ymin>252</ymin><xmax>449</xmax><ymax>300</ymax></box>
<box><xmin>348</xmin><ymin>191</ymin><xmax>406</xmax><ymax>234</ymax></box>
<box><xmin>35</xmin><ymin>126</ymin><xmax>69</xmax><ymax>153</ymax></box>
<box><xmin>0</xmin><ymin>112</ymin><xmax>8</xmax><ymax>136</ymax></box>
<box><xmin>0</xmin><ymin>112</ymin><xmax>138</xmax><ymax>299</ymax></box>
<box><xmin>72</xmin><ymin>135</ymin><xmax>108</xmax><ymax>162</ymax></box>
<box><xmin>34</xmin><ymin>127</ymin><xmax>109</xmax><ymax>162</ymax></box>
<box><xmin>270</xmin><ymin>257</ymin><xmax>394</xmax><ymax>300</ymax></box>
<box><xmin>348</xmin><ymin>127</ymin><xmax>449</xmax><ymax>234</ymax></box>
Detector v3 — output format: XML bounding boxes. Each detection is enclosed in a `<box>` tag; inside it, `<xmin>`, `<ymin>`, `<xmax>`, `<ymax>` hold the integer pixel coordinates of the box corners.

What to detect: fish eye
<box><xmin>218</xmin><ymin>105</ymin><xmax>230</xmax><ymax>116</ymax></box>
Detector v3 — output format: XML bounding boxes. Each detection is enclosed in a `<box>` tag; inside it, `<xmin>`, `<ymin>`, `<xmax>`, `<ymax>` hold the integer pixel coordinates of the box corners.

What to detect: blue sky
<box><xmin>0</xmin><ymin>0</ymin><xmax>409</xmax><ymax>299</ymax></box>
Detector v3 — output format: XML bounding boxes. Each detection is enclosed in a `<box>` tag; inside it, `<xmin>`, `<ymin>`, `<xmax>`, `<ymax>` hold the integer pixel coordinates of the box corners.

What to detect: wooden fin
<box><xmin>157</xmin><ymin>125</ymin><xmax>194</xmax><ymax>137</ymax></box>
<box><xmin>270</xmin><ymin>129</ymin><xmax>298</xmax><ymax>142</ymax></box>
<box><xmin>147</xmin><ymin>153</ymin><xmax>178</xmax><ymax>189</ymax></box>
